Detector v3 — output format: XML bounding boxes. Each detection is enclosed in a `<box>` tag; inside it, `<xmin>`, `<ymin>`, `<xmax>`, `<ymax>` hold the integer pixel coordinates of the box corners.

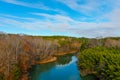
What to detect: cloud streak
<box><xmin>0</xmin><ymin>11</ymin><xmax>120</xmax><ymax>38</ymax></box>
<box><xmin>56</xmin><ymin>0</ymin><xmax>120</xmax><ymax>16</ymax></box>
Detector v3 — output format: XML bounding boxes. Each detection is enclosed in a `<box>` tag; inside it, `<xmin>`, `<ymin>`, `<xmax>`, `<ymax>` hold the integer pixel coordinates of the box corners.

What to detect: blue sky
<box><xmin>0</xmin><ymin>0</ymin><xmax>120</xmax><ymax>37</ymax></box>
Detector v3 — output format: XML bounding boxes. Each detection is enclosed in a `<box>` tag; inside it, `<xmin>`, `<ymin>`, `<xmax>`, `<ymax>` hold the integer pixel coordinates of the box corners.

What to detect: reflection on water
<box><xmin>29</xmin><ymin>55</ymin><xmax>81</xmax><ymax>80</ymax></box>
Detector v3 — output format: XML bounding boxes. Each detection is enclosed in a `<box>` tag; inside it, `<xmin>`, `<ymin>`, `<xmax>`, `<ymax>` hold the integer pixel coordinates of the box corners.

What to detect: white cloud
<box><xmin>0</xmin><ymin>14</ymin><xmax>37</xmax><ymax>21</ymax></box>
<box><xmin>31</xmin><ymin>13</ymin><xmax>74</xmax><ymax>22</ymax></box>
<box><xmin>0</xmin><ymin>11</ymin><xmax>120</xmax><ymax>37</ymax></box>
<box><xmin>57</xmin><ymin>0</ymin><xmax>98</xmax><ymax>13</ymax></box>
<box><xmin>106</xmin><ymin>9</ymin><xmax>120</xmax><ymax>23</ymax></box>
<box><xmin>56</xmin><ymin>0</ymin><xmax>120</xmax><ymax>16</ymax></box>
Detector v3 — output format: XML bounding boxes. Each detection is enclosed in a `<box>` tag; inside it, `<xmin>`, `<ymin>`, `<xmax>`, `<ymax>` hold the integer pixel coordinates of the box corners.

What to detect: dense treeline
<box><xmin>78</xmin><ymin>38</ymin><xmax>120</xmax><ymax>80</ymax></box>
<box><xmin>0</xmin><ymin>33</ymin><xmax>81</xmax><ymax>80</ymax></box>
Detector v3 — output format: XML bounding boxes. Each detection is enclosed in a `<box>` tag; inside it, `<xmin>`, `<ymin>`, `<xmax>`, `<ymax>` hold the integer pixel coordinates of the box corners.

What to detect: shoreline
<box><xmin>54</xmin><ymin>50</ymin><xmax>78</xmax><ymax>56</ymax></box>
<box><xmin>36</xmin><ymin>56</ymin><xmax>57</xmax><ymax>64</ymax></box>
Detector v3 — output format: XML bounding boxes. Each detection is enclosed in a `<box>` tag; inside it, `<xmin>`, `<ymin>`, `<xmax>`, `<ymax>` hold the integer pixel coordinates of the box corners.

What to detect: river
<box><xmin>29</xmin><ymin>54</ymin><xmax>81</xmax><ymax>80</ymax></box>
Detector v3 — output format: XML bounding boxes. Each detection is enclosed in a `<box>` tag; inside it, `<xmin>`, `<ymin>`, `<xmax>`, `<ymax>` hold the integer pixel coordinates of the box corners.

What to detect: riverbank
<box><xmin>35</xmin><ymin>51</ymin><xmax>78</xmax><ymax>64</ymax></box>
<box><xmin>36</xmin><ymin>57</ymin><xmax>57</xmax><ymax>64</ymax></box>
<box><xmin>54</xmin><ymin>50</ymin><xmax>78</xmax><ymax>56</ymax></box>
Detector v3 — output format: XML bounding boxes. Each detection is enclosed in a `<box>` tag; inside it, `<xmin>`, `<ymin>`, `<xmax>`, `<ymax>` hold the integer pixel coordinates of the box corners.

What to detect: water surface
<box><xmin>30</xmin><ymin>55</ymin><xmax>81</xmax><ymax>80</ymax></box>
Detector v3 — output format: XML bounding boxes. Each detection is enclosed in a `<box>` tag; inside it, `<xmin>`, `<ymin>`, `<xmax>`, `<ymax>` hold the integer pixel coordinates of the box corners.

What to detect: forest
<box><xmin>78</xmin><ymin>38</ymin><xmax>120</xmax><ymax>80</ymax></box>
<box><xmin>0</xmin><ymin>33</ymin><xmax>81</xmax><ymax>80</ymax></box>
<box><xmin>0</xmin><ymin>33</ymin><xmax>120</xmax><ymax>80</ymax></box>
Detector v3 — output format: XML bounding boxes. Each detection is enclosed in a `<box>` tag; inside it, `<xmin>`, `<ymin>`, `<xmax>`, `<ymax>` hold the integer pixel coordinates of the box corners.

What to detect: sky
<box><xmin>0</xmin><ymin>0</ymin><xmax>120</xmax><ymax>38</ymax></box>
